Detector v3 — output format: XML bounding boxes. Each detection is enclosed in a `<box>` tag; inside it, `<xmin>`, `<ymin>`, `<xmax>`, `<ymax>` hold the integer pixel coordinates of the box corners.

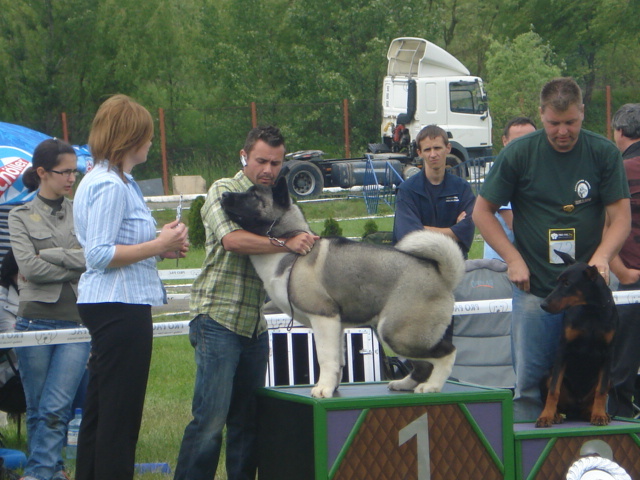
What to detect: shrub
<box><xmin>188</xmin><ymin>196</ymin><xmax>206</xmax><ymax>248</ymax></box>
<box><xmin>321</xmin><ymin>217</ymin><xmax>342</xmax><ymax>236</ymax></box>
<box><xmin>362</xmin><ymin>219</ymin><xmax>379</xmax><ymax>238</ymax></box>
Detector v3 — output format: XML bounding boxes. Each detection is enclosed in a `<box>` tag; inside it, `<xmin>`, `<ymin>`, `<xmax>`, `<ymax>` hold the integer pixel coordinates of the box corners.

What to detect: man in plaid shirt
<box><xmin>175</xmin><ymin>126</ymin><xmax>318</xmax><ymax>480</ymax></box>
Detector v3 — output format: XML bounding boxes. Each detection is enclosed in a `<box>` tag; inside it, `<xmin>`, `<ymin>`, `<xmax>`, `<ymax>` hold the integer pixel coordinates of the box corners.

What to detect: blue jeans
<box><xmin>511</xmin><ymin>287</ymin><xmax>564</xmax><ymax>422</ymax></box>
<box><xmin>15</xmin><ymin>317</ymin><xmax>91</xmax><ymax>480</ymax></box>
<box><xmin>174</xmin><ymin>315</ymin><xmax>269</xmax><ymax>480</ymax></box>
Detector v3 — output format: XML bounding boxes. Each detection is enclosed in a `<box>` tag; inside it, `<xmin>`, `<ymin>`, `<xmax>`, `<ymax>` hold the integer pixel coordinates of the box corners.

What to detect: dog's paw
<box><xmin>535</xmin><ymin>416</ymin><xmax>553</xmax><ymax>428</ymax></box>
<box><xmin>535</xmin><ymin>412</ymin><xmax>563</xmax><ymax>428</ymax></box>
<box><xmin>311</xmin><ymin>384</ymin><xmax>337</xmax><ymax>398</ymax></box>
<box><xmin>414</xmin><ymin>382</ymin><xmax>443</xmax><ymax>394</ymax></box>
<box><xmin>388</xmin><ymin>377</ymin><xmax>418</xmax><ymax>392</ymax></box>
<box><xmin>590</xmin><ymin>412</ymin><xmax>611</xmax><ymax>426</ymax></box>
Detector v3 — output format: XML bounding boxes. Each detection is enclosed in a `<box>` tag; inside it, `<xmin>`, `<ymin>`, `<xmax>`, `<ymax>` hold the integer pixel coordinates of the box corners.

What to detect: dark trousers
<box><xmin>75</xmin><ymin>303</ymin><xmax>153</xmax><ymax>480</ymax></box>
<box><xmin>610</xmin><ymin>280</ymin><xmax>640</xmax><ymax>418</ymax></box>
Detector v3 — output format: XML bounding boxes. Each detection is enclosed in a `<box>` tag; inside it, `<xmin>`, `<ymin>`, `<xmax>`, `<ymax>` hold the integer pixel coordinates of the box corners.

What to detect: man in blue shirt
<box><xmin>393</xmin><ymin>124</ymin><xmax>475</xmax><ymax>257</ymax></box>
<box><xmin>483</xmin><ymin>117</ymin><xmax>537</xmax><ymax>261</ymax></box>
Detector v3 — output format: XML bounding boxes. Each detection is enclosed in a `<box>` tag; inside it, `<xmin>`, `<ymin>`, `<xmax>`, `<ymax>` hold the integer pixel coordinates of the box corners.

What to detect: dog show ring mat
<box><xmin>257</xmin><ymin>381</ymin><xmax>515</xmax><ymax>479</ymax></box>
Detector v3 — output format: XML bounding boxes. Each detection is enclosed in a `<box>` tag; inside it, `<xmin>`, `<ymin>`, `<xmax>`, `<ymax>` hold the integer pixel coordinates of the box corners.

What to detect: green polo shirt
<box><xmin>190</xmin><ymin>171</ymin><xmax>267</xmax><ymax>337</ymax></box>
<box><xmin>481</xmin><ymin>129</ymin><xmax>628</xmax><ymax>297</ymax></box>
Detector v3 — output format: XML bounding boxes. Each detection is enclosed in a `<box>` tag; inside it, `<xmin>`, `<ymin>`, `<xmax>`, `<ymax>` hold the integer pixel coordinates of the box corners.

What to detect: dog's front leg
<box><xmin>536</xmin><ymin>363</ymin><xmax>566</xmax><ymax>428</ymax></box>
<box><xmin>309</xmin><ymin>316</ymin><xmax>344</xmax><ymax>398</ymax></box>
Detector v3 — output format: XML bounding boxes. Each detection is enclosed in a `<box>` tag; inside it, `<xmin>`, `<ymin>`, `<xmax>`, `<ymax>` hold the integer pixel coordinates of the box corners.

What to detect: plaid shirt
<box><xmin>190</xmin><ymin>171</ymin><xmax>267</xmax><ymax>337</ymax></box>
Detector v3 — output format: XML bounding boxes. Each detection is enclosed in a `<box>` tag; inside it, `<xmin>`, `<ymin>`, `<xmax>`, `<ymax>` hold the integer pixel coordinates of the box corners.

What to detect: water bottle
<box><xmin>66</xmin><ymin>408</ymin><xmax>82</xmax><ymax>460</ymax></box>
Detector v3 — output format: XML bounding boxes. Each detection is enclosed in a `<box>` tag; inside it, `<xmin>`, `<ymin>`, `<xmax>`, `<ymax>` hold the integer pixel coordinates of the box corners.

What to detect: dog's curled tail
<box><xmin>395</xmin><ymin>230</ymin><xmax>465</xmax><ymax>290</ymax></box>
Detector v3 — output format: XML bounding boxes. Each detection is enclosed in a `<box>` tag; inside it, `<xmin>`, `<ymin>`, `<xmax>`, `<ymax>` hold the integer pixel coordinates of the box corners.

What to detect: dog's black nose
<box><xmin>221</xmin><ymin>192</ymin><xmax>232</xmax><ymax>206</ymax></box>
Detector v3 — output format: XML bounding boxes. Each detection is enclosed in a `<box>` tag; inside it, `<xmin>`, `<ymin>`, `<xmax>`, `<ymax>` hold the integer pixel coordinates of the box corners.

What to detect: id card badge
<box><xmin>549</xmin><ymin>228</ymin><xmax>576</xmax><ymax>263</ymax></box>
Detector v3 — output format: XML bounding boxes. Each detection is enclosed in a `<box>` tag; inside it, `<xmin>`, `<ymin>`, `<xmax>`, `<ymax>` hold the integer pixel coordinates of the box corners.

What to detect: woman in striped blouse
<box><xmin>73</xmin><ymin>95</ymin><xmax>188</xmax><ymax>480</ymax></box>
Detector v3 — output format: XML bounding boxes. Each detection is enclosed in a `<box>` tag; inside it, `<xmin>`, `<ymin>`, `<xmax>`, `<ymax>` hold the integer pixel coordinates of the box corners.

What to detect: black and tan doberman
<box><xmin>536</xmin><ymin>250</ymin><xmax>617</xmax><ymax>427</ymax></box>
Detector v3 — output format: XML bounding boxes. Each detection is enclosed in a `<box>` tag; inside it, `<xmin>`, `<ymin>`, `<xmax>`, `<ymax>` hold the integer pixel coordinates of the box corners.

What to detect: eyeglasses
<box><xmin>49</xmin><ymin>169</ymin><xmax>79</xmax><ymax>178</ymax></box>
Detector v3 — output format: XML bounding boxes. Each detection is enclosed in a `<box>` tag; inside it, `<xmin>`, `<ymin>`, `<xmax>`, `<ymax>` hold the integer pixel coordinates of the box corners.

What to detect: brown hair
<box><xmin>242</xmin><ymin>125</ymin><xmax>285</xmax><ymax>156</ymax></box>
<box><xmin>415</xmin><ymin>124</ymin><xmax>449</xmax><ymax>150</ymax></box>
<box><xmin>23</xmin><ymin>138</ymin><xmax>76</xmax><ymax>192</ymax></box>
<box><xmin>540</xmin><ymin>77</ymin><xmax>583</xmax><ymax>112</ymax></box>
<box><xmin>88</xmin><ymin>94</ymin><xmax>153</xmax><ymax>181</ymax></box>
<box><xmin>502</xmin><ymin>117</ymin><xmax>537</xmax><ymax>140</ymax></box>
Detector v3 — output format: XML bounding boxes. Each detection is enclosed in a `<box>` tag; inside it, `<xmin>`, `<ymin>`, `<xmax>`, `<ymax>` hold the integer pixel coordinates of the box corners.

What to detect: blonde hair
<box><xmin>88</xmin><ymin>94</ymin><xmax>153</xmax><ymax>180</ymax></box>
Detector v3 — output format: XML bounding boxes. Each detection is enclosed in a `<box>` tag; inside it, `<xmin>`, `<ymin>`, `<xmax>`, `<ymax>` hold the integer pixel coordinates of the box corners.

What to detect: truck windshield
<box><xmin>449</xmin><ymin>81</ymin><xmax>487</xmax><ymax>115</ymax></box>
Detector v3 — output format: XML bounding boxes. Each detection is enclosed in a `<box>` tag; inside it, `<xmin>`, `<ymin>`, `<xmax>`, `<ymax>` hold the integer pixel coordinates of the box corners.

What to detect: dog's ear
<box><xmin>272</xmin><ymin>176</ymin><xmax>291</xmax><ymax>208</ymax></box>
<box><xmin>584</xmin><ymin>265</ymin><xmax>601</xmax><ymax>282</ymax></box>
<box><xmin>277</xmin><ymin>162</ymin><xmax>291</xmax><ymax>180</ymax></box>
<box><xmin>554</xmin><ymin>250</ymin><xmax>576</xmax><ymax>266</ymax></box>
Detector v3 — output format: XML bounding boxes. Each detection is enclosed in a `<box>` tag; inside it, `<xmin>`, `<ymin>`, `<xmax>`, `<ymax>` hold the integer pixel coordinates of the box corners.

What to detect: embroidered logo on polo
<box><xmin>563</xmin><ymin>180</ymin><xmax>593</xmax><ymax>210</ymax></box>
<box><xmin>575</xmin><ymin>180</ymin><xmax>591</xmax><ymax>198</ymax></box>
<box><xmin>573</xmin><ymin>179</ymin><xmax>594</xmax><ymax>206</ymax></box>
<box><xmin>444</xmin><ymin>196</ymin><xmax>460</xmax><ymax>202</ymax></box>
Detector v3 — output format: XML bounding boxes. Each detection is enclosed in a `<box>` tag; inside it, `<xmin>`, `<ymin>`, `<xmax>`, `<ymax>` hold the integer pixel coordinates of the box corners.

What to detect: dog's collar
<box><xmin>266</xmin><ymin>219</ymin><xmax>310</xmax><ymax>240</ymax></box>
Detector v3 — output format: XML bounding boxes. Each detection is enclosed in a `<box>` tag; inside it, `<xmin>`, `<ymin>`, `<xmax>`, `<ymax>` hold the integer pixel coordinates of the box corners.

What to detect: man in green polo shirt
<box><xmin>175</xmin><ymin>126</ymin><xmax>318</xmax><ymax>480</ymax></box>
<box><xmin>473</xmin><ymin>77</ymin><xmax>630</xmax><ymax>422</ymax></box>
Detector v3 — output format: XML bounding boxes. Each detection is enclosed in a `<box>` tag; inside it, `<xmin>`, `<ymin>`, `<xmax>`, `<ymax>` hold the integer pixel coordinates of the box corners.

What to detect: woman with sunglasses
<box><xmin>9</xmin><ymin>138</ymin><xmax>89</xmax><ymax>480</ymax></box>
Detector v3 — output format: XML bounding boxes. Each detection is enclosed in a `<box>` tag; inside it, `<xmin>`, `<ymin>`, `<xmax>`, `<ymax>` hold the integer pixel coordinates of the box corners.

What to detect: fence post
<box><xmin>251</xmin><ymin>102</ymin><xmax>258</xmax><ymax>128</ymax></box>
<box><xmin>159</xmin><ymin>108</ymin><xmax>169</xmax><ymax>195</ymax></box>
<box><xmin>343</xmin><ymin>99</ymin><xmax>351</xmax><ymax>158</ymax></box>
<box><xmin>61</xmin><ymin>112</ymin><xmax>69</xmax><ymax>142</ymax></box>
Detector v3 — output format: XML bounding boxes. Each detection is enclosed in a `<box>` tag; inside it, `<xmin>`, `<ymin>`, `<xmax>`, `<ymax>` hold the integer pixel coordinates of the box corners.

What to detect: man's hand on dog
<box><xmin>588</xmin><ymin>255</ymin><xmax>610</xmax><ymax>284</ymax></box>
<box><xmin>286</xmin><ymin>232</ymin><xmax>320</xmax><ymax>255</ymax></box>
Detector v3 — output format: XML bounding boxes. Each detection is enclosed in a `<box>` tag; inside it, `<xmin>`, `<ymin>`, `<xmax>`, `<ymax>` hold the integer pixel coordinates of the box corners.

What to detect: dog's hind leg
<box><xmin>309</xmin><ymin>316</ymin><xmax>344</xmax><ymax>398</ymax></box>
<box><xmin>415</xmin><ymin>349</ymin><xmax>456</xmax><ymax>393</ymax></box>
<box><xmin>388</xmin><ymin>340</ymin><xmax>456</xmax><ymax>393</ymax></box>
<box><xmin>590</xmin><ymin>330</ymin><xmax>615</xmax><ymax>425</ymax></box>
<box><xmin>387</xmin><ymin>361</ymin><xmax>432</xmax><ymax>392</ymax></box>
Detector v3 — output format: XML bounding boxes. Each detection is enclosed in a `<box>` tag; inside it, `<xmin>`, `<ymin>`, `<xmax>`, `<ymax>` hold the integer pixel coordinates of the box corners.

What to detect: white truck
<box><xmin>377</xmin><ymin>37</ymin><xmax>492</xmax><ymax>167</ymax></box>
<box><xmin>285</xmin><ymin>37</ymin><xmax>493</xmax><ymax>198</ymax></box>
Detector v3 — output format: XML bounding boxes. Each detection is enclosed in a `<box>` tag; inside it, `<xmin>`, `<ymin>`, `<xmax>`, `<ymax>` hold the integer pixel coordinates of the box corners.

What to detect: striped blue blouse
<box><xmin>73</xmin><ymin>162</ymin><xmax>166</xmax><ymax>306</ymax></box>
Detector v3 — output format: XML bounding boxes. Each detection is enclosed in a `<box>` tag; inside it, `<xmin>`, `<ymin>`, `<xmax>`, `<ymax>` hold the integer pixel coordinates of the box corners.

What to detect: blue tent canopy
<box><xmin>0</xmin><ymin>121</ymin><xmax>94</xmax><ymax>261</ymax></box>
<box><xmin>0</xmin><ymin>121</ymin><xmax>93</xmax><ymax>205</ymax></box>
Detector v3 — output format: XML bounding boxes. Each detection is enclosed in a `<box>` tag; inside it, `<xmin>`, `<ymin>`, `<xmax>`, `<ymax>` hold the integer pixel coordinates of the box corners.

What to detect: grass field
<box><xmin>0</xmin><ymin>196</ymin><xmax>486</xmax><ymax>479</ymax></box>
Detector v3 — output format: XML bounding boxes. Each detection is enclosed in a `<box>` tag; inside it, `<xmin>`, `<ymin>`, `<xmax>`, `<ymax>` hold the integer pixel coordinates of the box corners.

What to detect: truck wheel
<box><xmin>446</xmin><ymin>153</ymin><xmax>467</xmax><ymax>177</ymax></box>
<box><xmin>445</xmin><ymin>153</ymin><xmax>463</xmax><ymax>169</ymax></box>
<box><xmin>286</xmin><ymin>161</ymin><xmax>324</xmax><ymax>198</ymax></box>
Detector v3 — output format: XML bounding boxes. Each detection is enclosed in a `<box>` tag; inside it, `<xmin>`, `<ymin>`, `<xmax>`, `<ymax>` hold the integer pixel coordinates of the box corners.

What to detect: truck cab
<box><xmin>381</xmin><ymin>37</ymin><xmax>492</xmax><ymax>166</ymax></box>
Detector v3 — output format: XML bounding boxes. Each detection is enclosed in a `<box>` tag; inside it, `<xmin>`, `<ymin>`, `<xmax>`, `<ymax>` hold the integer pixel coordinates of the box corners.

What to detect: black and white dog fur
<box><xmin>221</xmin><ymin>177</ymin><xmax>465</xmax><ymax>398</ymax></box>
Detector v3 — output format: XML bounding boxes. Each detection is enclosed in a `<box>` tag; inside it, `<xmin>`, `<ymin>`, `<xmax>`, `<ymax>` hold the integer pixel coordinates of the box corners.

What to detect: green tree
<box><xmin>485</xmin><ymin>32</ymin><xmax>563</xmax><ymax>151</ymax></box>
<box><xmin>1</xmin><ymin>0</ymin><xmax>639</xmax><ymax>184</ymax></box>
<box><xmin>0</xmin><ymin>0</ymin><xmax>96</xmax><ymax>133</ymax></box>
<box><xmin>494</xmin><ymin>0</ymin><xmax>636</xmax><ymax>107</ymax></box>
